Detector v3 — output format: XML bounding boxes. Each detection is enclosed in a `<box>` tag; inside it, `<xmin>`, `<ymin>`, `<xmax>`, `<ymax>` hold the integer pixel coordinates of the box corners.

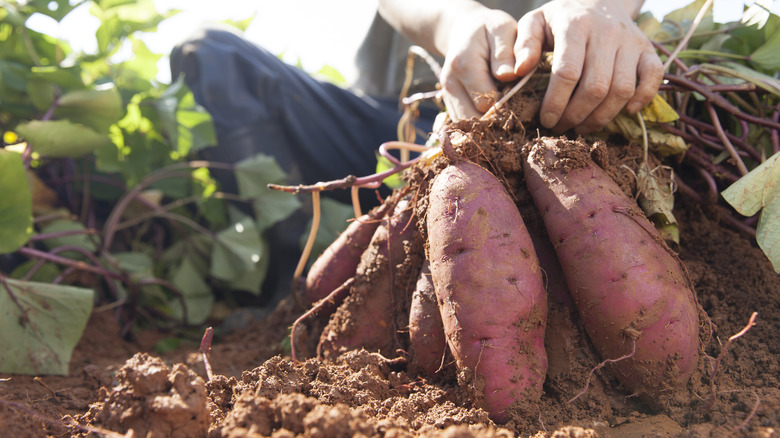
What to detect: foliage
<box><xmin>638</xmin><ymin>0</ymin><xmax>780</xmax><ymax>271</ymax></box>
<box><xmin>0</xmin><ymin>0</ymin><xmax>336</xmax><ymax>375</ymax></box>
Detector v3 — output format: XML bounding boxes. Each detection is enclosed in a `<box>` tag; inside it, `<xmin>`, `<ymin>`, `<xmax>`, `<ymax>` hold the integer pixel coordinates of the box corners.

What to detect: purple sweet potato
<box><xmin>408</xmin><ymin>261</ymin><xmax>447</xmax><ymax>377</ymax></box>
<box><xmin>318</xmin><ymin>199</ymin><xmax>419</xmax><ymax>359</ymax></box>
<box><xmin>305</xmin><ymin>200</ymin><xmax>395</xmax><ymax>305</ymax></box>
<box><xmin>427</xmin><ymin>161</ymin><xmax>547</xmax><ymax>423</ymax></box>
<box><xmin>524</xmin><ymin>137</ymin><xmax>699</xmax><ymax>401</ymax></box>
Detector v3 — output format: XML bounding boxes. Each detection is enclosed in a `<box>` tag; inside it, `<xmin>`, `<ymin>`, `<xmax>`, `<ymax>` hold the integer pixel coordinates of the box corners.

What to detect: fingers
<box><xmin>535</xmin><ymin>8</ymin><xmax>663</xmax><ymax>133</ymax></box>
<box><xmin>556</xmin><ymin>26</ymin><xmax>630</xmax><ymax>133</ymax></box>
<box><xmin>489</xmin><ymin>20</ymin><xmax>518</xmax><ymax>81</ymax></box>
<box><xmin>439</xmin><ymin>10</ymin><xmax>519</xmax><ymax>120</ymax></box>
<box><xmin>514</xmin><ymin>11</ymin><xmax>547</xmax><ymax>77</ymax></box>
<box><xmin>626</xmin><ymin>47</ymin><xmax>664</xmax><ymax>114</ymax></box>
<box><xmin>441</xmin><ymin>48</ymin><xmax>497</xmax><ymax>119</ymax></box>
<box><xmin>539</xmin><ymin>16</ymin><xmax>586</xmax><ymax>130</ymax></box>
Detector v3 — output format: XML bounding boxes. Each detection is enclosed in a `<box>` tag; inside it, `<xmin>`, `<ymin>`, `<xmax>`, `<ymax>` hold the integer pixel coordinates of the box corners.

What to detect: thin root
<box><xmin>290</xmin><ymin>277</ymin><xmax>355</xmax><ymax>364</ymax></box>
<box><xmin>569</xmin><ymin>340</ymin><xmax>637</xmax><ymax>403</ymax></box>
<box><xmin>703</xmin><ymin>312</ymin><xmax>758</xmax><ymax>412</ymax></box>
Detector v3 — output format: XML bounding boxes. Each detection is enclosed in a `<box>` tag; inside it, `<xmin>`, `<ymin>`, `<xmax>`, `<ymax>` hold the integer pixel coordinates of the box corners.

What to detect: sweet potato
<box><xmin>427</xmin><ymin>161</ymin><xmax>547</xmax><ymax>423</ymax></box>
<box><xmin>318</xmin><ymin>199</ymin><xmax>419</xmax><ymax>358</ymax></box>
<box><xmin>304</xmin><ymin>200</ymin><xmax>395</xmax><ymax>305</ymax></box>
<box><xmin>524</xmin><ymin>137</ymin><xmax>699</xmax><ymax>401</ymax></box>
<box><xmin>408</xmin><ymin>261</ymin><xmax>447</xmax><ymax>376</ymax></box>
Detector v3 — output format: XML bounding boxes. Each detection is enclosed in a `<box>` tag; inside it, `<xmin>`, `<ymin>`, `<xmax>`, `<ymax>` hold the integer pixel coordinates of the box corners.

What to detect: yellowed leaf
<box><xmin>640</xmin><ymin>94</ymin><xmax>680</xmax><ymax>123</ymax></box>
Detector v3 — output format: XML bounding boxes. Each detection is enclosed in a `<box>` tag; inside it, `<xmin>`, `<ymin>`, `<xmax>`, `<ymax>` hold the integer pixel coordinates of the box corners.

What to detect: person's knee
<box><xmin>170</xmin><ymin>24</ymin><xmax>247</xmax><ymax>82</ymax></box>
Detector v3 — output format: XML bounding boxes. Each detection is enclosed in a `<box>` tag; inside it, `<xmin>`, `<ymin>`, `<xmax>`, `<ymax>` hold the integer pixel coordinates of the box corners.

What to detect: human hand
<box><xmin>514</xmin><ymin>0</ymin><xmax>663</xmax><ymax>134</ymax></box>
<box><xmin>438</xmin><ymin>7</ymin><xmax>520</xmax><ymax>120</ymax></box>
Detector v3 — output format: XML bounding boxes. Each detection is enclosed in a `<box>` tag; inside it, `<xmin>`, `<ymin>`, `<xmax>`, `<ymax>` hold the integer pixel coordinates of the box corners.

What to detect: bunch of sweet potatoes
<box><xmin>299</xmin><ymin>135</ymin><xmax>700</xmax><ymax>423</ymax></box>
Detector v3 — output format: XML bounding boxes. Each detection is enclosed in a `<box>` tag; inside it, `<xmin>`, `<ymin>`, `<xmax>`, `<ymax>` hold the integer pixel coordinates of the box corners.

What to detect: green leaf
<box><xmin>210</xmin><ymin>218</ymin><xmax>264</xmax><ymax>281</ymax></box>
<box><xmin>0</xmin><ymin>59</ymin><xmax>29</xmax><ymax>93</ymax></box>
<box><xmin>375</xmin><ymin>152</ymin><xmax>405</xmax><ymax>189</ymax></box>
<box><xmin>0</xmin><ymin>149</ymin><xmax>33</xmax><ymax>254</ymax></box>
<box><xmin>756</xmin><ymin>185</ymin><xmax>780</xmax><ymax>273</ymax></box>
<box><xmin>169</xmin><ymin>256</ymin><xmax>214</xmax><ymax>324</ymax></box>
<box><xmin>113</xmin><ymin>251</ymin><xmax>153</xmax><ymax>273</ymax></box>
<box><xmin>26</xmin><ymin>80</ymin><xmax>56</xmax><ymax>111</ymax></box>
<box><xmin>54</xmin><ymin>85</ymin><xmax>124</xmax><ymax>133</ymax></box>
<box><xmin>229</xmin><ymin>239</ymin><xmax>270</xmax><ymax>295</ymax></box>
<box><xmin>114</xmin><ymin>38</ymin><xmax>162</xmax><ymax>92</ymax></box>
<box><xmin>0</xmin><ymin>277</ymin><xmax>94</xmax><ymax>375</ymax></box>
<box><xmin>234</xmin><ymin>154</ymin><xmax>301</xmax><ymax>230</ymax></box>
<box><xmin>222</xmin><ymin>14</ymin><xmax>256</xmax><ymax>32</ymax></box>
<box><xmin>313</xmin><ymin>65</ymin><xmax>347</xmax><ymax>87</ymax></box>
<box><xmin>662</xmin><ymin>0</ymin><xmax>716</xmax><ymax>45</ymax></box>
<box><xmin>9</xmin><ymin>260</ymin><xmax>61</xmax><ymax>283</ymax></box>
<box><xmin>176</xmin><ymin>109</ymin><xmax>215</xmax><ymax>156</ymax></box>
<box><xmin>0</xmin><ymin>2</ymin><xmax>26</xmax><ymax>26</ymax></box>
<box><xmin>722</xmin><ymin>151</ymin><xmax>780</xmax><ymax>216</ymax></box>
<box><xmin>750</xmin><ymin>27</ymin><xmax>780</xmax><ymax>71</ymax></box>
<box><xmin>722</xmin><ymin>152</ymin><xmax>780</xmax><ymax>272</ymax></box>
<box><xmin>29</xmin><ymin>66</ymin><xmax>86</xmax><ymax>90</ymax></box>
<box><xmin>234</xmin><ymin>154</ymin><xmax>289</xmax><ymax>198</ymax></box>
<box><xmin>22</xmin><ymin>0</ymin><xmax>80</xmax><ymax>21</ymax></box>
<box><xmin>39</xmin><ymin>220</ymin><xmax>99</xmax><ymax>259</ymax></box>
<box><xmin>252</xmin><ymin>190</ymin><xmax>302</xmax><ymax>231</ymax></box>
<box><xmin>16</xmin><ymin>120</ymin><xmax>113</xmax><ymax>158</ymax></box>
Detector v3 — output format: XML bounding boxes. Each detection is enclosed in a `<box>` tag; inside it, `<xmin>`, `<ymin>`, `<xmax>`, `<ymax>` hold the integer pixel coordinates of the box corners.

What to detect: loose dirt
<box><xmin>1</xmin><ymin>91</ymin><xmax>778</xmax><ymax>437</ymax></box>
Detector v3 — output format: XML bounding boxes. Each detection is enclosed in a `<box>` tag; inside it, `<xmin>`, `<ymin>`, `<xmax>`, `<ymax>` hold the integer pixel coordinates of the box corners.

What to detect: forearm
<box><xmin>376</xmin><ymin>0</ymin><xmax>487</xmax><ymax>57</ymax></box>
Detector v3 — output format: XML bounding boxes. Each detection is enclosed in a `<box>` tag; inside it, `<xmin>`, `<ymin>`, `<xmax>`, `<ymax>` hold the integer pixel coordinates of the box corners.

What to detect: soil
<box><xmin>1</xmin><ymin>91</ymin><xmax>779</xmax><ymax>437</ymax></box>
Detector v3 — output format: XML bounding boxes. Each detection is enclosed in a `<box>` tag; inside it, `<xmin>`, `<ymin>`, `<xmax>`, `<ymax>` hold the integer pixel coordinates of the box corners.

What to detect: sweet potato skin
<box><xmin>318</xmin><ymin>199</ymin><xmax>418</xmax><ymax>358</ymax></box>
<box><xmin>427</xmin><ymin>161</ymin><xmax>547</xmax><ymax>423</ymax></box>
<box><xmin>408</xmin><ymin>261</ymin><xmax>446</xmax><ymax>377</ymax></box>
<box><xmin>524</xmin><ymin>137</ymin><xmax>699</xmax><ymax>400</ymax></box>
<box><xmin>304</xmin><ymin>201</ymin><xmax>394</xmax><ymax>305</ymax></box>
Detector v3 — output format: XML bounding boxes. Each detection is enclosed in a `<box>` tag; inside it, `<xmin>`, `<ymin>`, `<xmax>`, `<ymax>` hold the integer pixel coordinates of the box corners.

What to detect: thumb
<box><xmin>514</xmin><ymin>10</ymin><xmax>547</xmax><ymax>76</ymax></box>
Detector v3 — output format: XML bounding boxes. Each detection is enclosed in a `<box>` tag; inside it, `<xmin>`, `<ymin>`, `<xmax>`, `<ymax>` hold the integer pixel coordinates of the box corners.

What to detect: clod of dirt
<box><xmin>76</xmin><ymin>353</ymin><xmax>209</xmax><ymax>438</ymax></box>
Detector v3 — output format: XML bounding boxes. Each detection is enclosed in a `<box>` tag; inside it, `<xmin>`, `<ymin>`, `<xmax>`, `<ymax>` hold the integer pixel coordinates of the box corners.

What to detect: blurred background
<box><xmin>26</xmin><ymin>0</ymin><xmax>780</xmax><ymax>84</ymax></box>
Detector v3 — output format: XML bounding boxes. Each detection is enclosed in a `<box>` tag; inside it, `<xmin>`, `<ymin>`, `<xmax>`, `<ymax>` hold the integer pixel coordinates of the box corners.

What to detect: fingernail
<box><xmin>626</xmin><ymin>102</ymin><xmax>640</xmax><ymax>114</ymax></box>
<box><xmin>540</xmin><ymin>112</ymin><xmax>557</xmax><ymax>128</ymax></box>
<box><xmin>496</xmin><ymin>63</ymin><xmax>514</xmax><ymax>77</ymax></box>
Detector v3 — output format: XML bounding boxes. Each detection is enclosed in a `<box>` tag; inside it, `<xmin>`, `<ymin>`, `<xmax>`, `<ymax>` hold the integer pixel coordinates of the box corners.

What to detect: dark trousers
<box><xmin>170</xmin><ymin>25</ymin><xmax>436</xmax><ymax>305</ymax></box>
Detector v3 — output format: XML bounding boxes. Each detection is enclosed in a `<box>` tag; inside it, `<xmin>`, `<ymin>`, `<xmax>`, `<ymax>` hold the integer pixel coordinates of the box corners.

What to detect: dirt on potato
<box><xmin>1</xmin><ymin>88</ymin><xmax>778</xmax><ymax>438</ymax></box>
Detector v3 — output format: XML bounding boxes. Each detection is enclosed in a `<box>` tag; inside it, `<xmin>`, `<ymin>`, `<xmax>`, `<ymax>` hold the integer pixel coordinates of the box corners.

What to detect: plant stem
<box><xmin>29</xmin><ymin>228</ymin><xmax>99</xmax><ymax>242</ymax></box>
<box><xmin>663</xmin><ymin>0</ymin><xmax>714</xmax><ymax>71</ymax></box>
<box><xmin>292</xmin><ymin>191</ymin><xmax>321</xmax><ymax>289</ymax></box>
<box><xmin>102</xmin><ymin>161</ymin><xmax>235</xmax><ymax>250</ymax></box>
<box><xmin>707</xmin><ymin>104</ymin><xmax>748</xmax><ymax>175</ymax></box>
<box><xmin>18</xmin><ymin>246</ymin><xmax>123</xmax><ymax>280</ymax></box>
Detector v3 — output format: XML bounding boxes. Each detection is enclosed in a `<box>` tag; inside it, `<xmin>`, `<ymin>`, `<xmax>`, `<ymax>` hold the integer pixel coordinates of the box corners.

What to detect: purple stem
<box><xmin>695</xmin><ymin>165</ymin><xmax>719</xmax><ymax>204</ymax></box>
<box><xmin>0</xmin><ymin>276</ymin><xmax>30</xmax><ymax>321</ymax></box>
<box><xmin>52</xmin><ymin>266</ymin><xmax>76</xmax><ymax>285</ymax></box>
<box><xmin>41</xmin><ymin>97</ymin><xmax>59</xmax><ymax>122</ymax></box>
<box><xmin>684</xmin><ymin>143</ymin><xmax>741</xmax><ymax>184</ymax></box>
<box><xmin>18</xmin><ymin>246</ymin><xmax>124</xmax><ymax>280</ymax></box>
<box><xmin>654</xmin><ymin>42</ymin><xmax>690</xmax><ymax>73</ymax></box>
<box><xmin>378</xmin><ymin>142</ymin><xmax>403</xmax><ymax>166</ymax></box>
<box><xmin>707</xmin><ymin>103</ymin><xmax>748</xmax><ymax>175</ymax></box>
<box><xmin>102</xmin><ymin>161</ymin><xmax>235</xmax><ymax>250</ymax></box>
<box><xmin>677</xmin><ymin>114</ymin><xmax>762</xmax><ymax>161</ymax></box>
<box><xmin>29</xmin><ymin>228</ymin><xmax>99</xmax><ymax>242</ymax></box>
<box><xmin>659</xmin><ymin>83</ymin><xmax>758</xmax><ymax>93</ymax></box>
<box><xmin>665</xmin><ymin>74</ymin><xmax>780</xmax><ymax>131</ymax></box>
